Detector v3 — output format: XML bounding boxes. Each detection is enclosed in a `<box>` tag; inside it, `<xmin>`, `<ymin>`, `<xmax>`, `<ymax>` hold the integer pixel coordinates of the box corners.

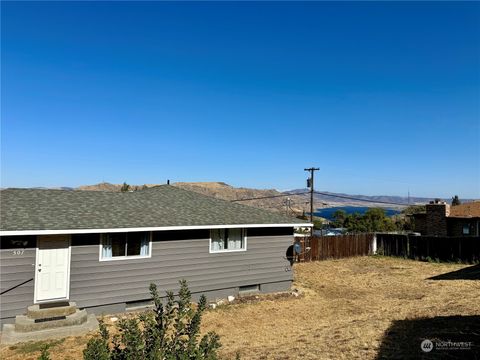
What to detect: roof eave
<box><xmin>0</xmin><ymin>222</ymin><xmax>313</xmax><ymax>236</ymax></box>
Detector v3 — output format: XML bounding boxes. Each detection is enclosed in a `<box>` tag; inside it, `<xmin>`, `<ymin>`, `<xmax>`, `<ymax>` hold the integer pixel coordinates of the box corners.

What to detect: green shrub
<box><xmin>376</xmin><ymin>245</ymin><xmax>384</xmax><ymax>256</ymax></box>
<box><xmin>37</xmin><ymin>345</ymin><xmax>51</xmax><ymax>360</ymax></box>
<box><xmin>83</xmin><ymin>280</ymin><xmax>221</xmax><ymax>360</ymax></box>
<box><xmin>83</xmin><ymin>320</ymin><xmax>110</xmax><ymax>360</ymax></box>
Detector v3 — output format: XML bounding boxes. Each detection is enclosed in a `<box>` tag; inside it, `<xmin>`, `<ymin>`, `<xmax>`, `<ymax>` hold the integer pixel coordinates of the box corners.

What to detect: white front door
<box><xmin>35</xmin><ymin>235</ymin><xmax>71</xmax><ymax>302</ymax></box>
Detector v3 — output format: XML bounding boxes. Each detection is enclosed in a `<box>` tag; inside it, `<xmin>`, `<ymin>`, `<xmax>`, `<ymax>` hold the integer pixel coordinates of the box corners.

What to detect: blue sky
<box><xmin>2</xmin><ymin>2</ymin><xmax>479</xmax><ymax>198</ymax></box>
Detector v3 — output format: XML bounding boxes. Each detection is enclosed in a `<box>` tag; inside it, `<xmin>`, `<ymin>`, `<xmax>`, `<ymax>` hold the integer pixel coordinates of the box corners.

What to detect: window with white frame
<box><xmin>101</xmin><ymin>232</ymin><xmax>151</xmax><ymax>260</ymax></box>
<box><xmin>210</xmin><ymin>228</ymin><xmax>246</xmax><ymax>252</ymax></box>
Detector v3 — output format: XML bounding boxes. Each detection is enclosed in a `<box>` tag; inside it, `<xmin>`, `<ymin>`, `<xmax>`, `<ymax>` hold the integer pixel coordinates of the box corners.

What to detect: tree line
<box><xmin>327</xmin><ymin>208</ymin><xmax>401</xmax><ymax>233</ymax></box>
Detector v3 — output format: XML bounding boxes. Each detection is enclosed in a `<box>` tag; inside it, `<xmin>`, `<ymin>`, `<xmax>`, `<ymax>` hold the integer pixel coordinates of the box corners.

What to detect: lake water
<box><xmin>313</xmin><ymin>206</ymin><xmax>401</xmax><ymax>220</ymax></box>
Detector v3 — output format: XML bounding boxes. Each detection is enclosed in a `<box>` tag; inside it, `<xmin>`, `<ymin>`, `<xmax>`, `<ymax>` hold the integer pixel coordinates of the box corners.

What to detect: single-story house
<box><xmin>411</xmin><ymin>200</ymin><xmax>480</xmax><ymax>236</ymax></box>
<box><xmin>0</xmin><ymin>185</ymin><xmax>309</xmax><ymax>325</ymax></box>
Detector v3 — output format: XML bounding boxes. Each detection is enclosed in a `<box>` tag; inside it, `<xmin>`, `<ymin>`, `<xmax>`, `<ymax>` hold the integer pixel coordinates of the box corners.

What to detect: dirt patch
<box><xmin>231</xmin><ymin>290</ymin><xmax>304</xmax><ymax>305</ymax></box>
<box><xmin>201</xmin><ymin>257</ymin><xmax>480</xmax><ymax>359</ymax></box>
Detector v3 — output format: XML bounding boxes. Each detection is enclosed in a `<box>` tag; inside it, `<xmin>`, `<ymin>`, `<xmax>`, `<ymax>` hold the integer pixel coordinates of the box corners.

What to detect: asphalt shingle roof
<box><xmin>0</xmin><ymin>186</ymin><xmax>306</xmax><ymax>232</ymax></box>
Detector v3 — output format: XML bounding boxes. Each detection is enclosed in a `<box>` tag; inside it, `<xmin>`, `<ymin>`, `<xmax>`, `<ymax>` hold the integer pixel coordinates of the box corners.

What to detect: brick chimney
<box><xmin>425</xmin><ymin>200</ymin><xmax>450</xmax><ymax>236</ymax></box>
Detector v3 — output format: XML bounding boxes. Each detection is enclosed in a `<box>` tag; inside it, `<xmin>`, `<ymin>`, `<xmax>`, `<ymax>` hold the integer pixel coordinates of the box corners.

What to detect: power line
<box><xmin>313</xmin><ymin>191</ymin><xmax>407</xmax><ymax>206</ymax></box>
<box><xmin>230</xmin><ymin>191</ymin><xmax>310</xmax><ymax>202</ymax></box>
<box><xmin>230</xmin><ymin>189</ymin><xmax>407</xmax><ymax>207</ymax></box>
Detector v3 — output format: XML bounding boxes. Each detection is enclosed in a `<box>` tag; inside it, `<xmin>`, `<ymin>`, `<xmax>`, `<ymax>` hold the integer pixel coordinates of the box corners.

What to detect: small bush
<box><xmin>83</xmin><ymin>320</ymin><xmax>110</xmax><ymax>360</ymax></box>
<box><xmin>376</xmin><ymin>245</ymin><xmax>384</xmax><ymax>256</ymax></box>
<box><xmin>37</xmin><ymin>345</ymin><xmax>51</xmax><ymax>360</ymax></box>
<box><xmin>83</xmin><ymin>280</ymin><xmax>221</xmax><ymax>360</ymax></box>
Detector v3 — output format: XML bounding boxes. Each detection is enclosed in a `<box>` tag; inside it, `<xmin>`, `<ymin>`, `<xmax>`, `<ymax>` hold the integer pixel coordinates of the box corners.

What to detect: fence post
<box><xmin>309</xmin><ymin>236</ymin><xmax>312</xmax><ymax>262</ymax></box>
<box><xmin>427</xmin><ymin>238</ymin><xmax>430</xmax><ymax>258</ymax></box>
<box><xmin>459</xmin><ymin>239</ymin><xmax>461</xmax><ymax>261</ymax></box>
<box><xmin>371</xmin><ymin>233</ymin><xmax>377</xmax><ymax>255</ymax></box>
<box><xmin>406</xmin><ymin>234</ymin><xmax>410</xmax><ymax>259</ymax></box>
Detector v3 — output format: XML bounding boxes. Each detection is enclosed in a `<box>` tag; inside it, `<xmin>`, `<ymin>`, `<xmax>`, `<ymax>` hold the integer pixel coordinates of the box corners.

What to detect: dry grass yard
<box><xmin>1</xmin><ymin>256</ymin><xmax>479</xmax><ymax>359</ymax></box>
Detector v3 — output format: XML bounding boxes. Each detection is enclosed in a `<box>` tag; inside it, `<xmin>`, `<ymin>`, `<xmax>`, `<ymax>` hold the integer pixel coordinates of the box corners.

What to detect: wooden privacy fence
<box><xmin>376</xmin><ymin>234</ymin><xmax>480</xmax><ymax>263</ymax></box>
<box><xmin>296</xmin><ymin>233</ymin><xmax>479</xmax><ymax>263</ymax></box>
<box><xmin>297</xmin><ymin>234</ymin><xmax>374</xmax><ymax>262</ymax></box>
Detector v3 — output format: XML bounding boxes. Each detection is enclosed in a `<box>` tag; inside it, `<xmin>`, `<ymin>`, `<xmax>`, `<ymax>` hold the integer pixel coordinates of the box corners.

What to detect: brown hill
<box><xmin>75</xmin><ymin>182</ymin><xmax>304</xmax><ymax>215</ymax></box>
<box><xmin>77</xmin><ymin>182</ymin><xmax>123</xmax><ymax>192</ymax></box>
<box><xmin>78</xmin><ymin>182</ymin><xmax>154</xmax><ymax>192</ymax></box>
<box><xmin>172</xmin><ymin>182</ymin><xmax>299</xmax><ymax>214</ymax></box>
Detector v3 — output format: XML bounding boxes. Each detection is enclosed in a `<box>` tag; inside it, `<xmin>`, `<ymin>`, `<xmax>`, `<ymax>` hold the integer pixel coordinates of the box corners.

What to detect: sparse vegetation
<box><xmin>402</xmin><ymin>204</ymin><xmax>426</xmax><ymax>215</ymax></box>
<box><xmin>37</xmin><ymin>345</ymin><xmax>50</xmax><ymax>360</ymax></box>
<box><xmin>202</xmin><ymin>257</ymin><xmax>479</xmax><ymax>359</ymax></box>
<box><xmin>331</xmin><ymin>209</ymin><xmax>347</xmax><ymax>228</ymax></box>
<box><xmin>83</xmin><ymin>280</ymin><xmax>220</xmax><ymax>360</ymax></box>
<box><xmin>10</xmin><ymin>338</ymin><xmax>65</xmax><ymax>355</ymax></box>
<box><xmin>452</xmin><ymin>195</ymin><xmax>461</xmax><ymax>206</ymax></box>
<box><xmin>331</xmin><ymin>208</ymin><xmax>399</xmax><ymax>233</ymax></box>
<box><xmin>120</xmin><ymin>182</ymin><xmax>130</xmax><ymax>192</ymax></box>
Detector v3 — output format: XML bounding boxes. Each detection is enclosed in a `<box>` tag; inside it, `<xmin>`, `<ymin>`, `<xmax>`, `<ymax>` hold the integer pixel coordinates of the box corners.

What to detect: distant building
<box><xmin>294</xmin><ymin>226</ymin><xmax>312</xmax><ymax>237</ymax></box>
<box><xmin>313</xmin><ymin>228</ymin><xmax>345</xmax><ymax>236</ymax></box>
<box><xmin>411</xmin><ymin>200</ymin><xmax>480</xmax><ymax>236</ymax></box>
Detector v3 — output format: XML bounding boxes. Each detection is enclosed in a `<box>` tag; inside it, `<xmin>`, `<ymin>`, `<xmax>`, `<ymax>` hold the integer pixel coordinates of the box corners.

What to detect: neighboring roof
<box><xmin>449</xmin><ymin>201</ymin><xmax>480</xmax><ymax>218</ymax></box>
<box><xmin>0</xmin><ymin>185</ymin><xmax>307</xmax><ymax>233</ymax></box>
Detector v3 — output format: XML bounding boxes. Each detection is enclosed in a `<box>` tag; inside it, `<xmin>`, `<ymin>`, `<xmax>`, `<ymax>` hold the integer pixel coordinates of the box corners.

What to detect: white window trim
<box><xmin>99</xmin><ymin>232</ymin><xmax>152</xmax><ymax>262</ymax></box>
<box><xmin>209</xmin><ymin>228</ymin><xmax>247</xmax><ymax>254</ymax></box>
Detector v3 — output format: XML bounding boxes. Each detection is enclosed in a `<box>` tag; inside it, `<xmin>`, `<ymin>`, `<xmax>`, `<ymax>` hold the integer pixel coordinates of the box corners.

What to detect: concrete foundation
<box><xmin>15</xmin><ymin>309</ymin><xmax>88</xmax><ymax>332</ymax></box>
<box><xmin>27</xmin><ymin>302</ymin><xmax>77</xmax><ymax>319</ymax></box>
<box><xmin>1</xmin><ymin>314</ymin><xmax>98</xmax><ymax>345</ymax></box>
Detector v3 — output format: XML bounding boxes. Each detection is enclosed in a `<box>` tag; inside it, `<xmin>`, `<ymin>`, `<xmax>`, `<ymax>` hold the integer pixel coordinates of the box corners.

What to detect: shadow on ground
<box><xmin>428</xmin><ymin>264</ymin><xmax>480</xmax><ymax>281</ymax></box>
<box><xmin>376</xmin><ymin>315</ymin><xmax>480</xmax><ymax>359</ymax></box>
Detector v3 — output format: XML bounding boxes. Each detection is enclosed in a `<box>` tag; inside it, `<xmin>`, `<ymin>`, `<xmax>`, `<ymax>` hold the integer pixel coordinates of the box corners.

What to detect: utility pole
<box><xmin>304</xmin><ymin>167</ymin><xmax>319</xmax><ymax>235</ymax></box>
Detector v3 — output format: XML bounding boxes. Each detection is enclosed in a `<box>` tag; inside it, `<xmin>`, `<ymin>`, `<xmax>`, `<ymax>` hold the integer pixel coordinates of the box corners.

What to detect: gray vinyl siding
<box><xmin>0</xmin><ymin>231</ymin><xmax>293</xmax><ymax>323</ymax></box>
<box><xmin>70</xmin><ymin>233</ymin><xmax>293</xmax><ymax>309</ymax></box>
<box><xmin>0</xmin><ymin>248</ymin><xmax>35</xmax><ymax>322</ymax></box>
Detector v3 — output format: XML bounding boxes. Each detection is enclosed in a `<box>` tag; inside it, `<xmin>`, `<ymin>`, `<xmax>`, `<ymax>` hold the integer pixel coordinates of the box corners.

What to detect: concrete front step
<box><xmin>15</xmin><ymin>309</ymin><xmax>88</xmax><ymax>332</ymax></box>
<box><xmin>27</xmin><ymin>301</ymin><xmax>77</xmax><ymax>319</ymax></box>
<box><xmin>1</xmin><ymin>314</ymin><xmax>99</xmax><ymax>345</ymax></box>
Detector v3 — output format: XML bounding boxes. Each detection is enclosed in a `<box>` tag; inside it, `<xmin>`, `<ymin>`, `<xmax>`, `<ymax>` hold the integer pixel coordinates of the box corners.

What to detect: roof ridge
<box><xmin>0</xmin><ymin>188</ymin><xmax>127</xmax><ymax>195</ymax></box>
<box><xmin>0</xmin><ymin>186</ymin><xmax>171</xmax><ymax>195</ymax></box>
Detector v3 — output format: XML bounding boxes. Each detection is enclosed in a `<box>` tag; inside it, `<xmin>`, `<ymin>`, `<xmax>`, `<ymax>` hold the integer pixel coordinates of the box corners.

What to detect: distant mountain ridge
<box><xmin>288</xmin><ymin>189</ymin><xmax>453</xmax><ymax>207</ymax></box>
<box><xmin>9</xmin><ymin>182</ymin><xmax>475</xmax><ymax>214</ymax></box>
